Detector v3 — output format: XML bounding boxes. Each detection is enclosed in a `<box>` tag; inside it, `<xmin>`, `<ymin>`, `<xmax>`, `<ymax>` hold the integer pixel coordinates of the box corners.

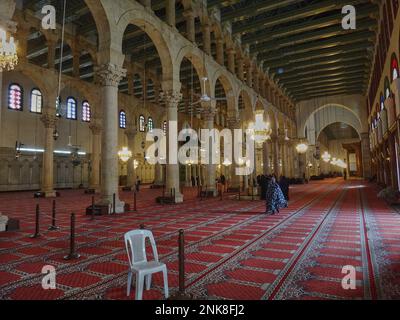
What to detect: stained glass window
<box><xmin>30</xmin><ymin>89</ymin><xmax>42</xmax><ymax>113</ymax></box>
<box><xmin>8</xmin><ymin>84</ymin><xmax>23</xmax><ymax>110</ymax></box>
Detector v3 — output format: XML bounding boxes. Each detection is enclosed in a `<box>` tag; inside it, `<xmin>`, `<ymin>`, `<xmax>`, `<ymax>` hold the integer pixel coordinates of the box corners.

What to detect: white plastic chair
<box><xmin>124</xmin><ymin>229</ymin><xmax>169</xmax><ymax>300</ymax></box>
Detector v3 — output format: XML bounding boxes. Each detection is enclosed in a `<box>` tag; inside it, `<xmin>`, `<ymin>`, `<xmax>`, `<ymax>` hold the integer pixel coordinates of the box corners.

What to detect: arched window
<box><xmin>391</xmin><ymin>53</ymin><xmax>399</xmax><ymax>81</ymax></box>
<box><xmin>82</xmin><ymin>101</ymin><xmax>91</xmax><ymax>122</ymax></box>
<box><xmin>30</xmin><ymin>88</ymin><xmax>42</xmax><ymax>113</ymax></box>
<box><xmin>147</xmin><ymin>117</ymin><xmax>154</xmax><ymax>132</ymax></box>
<box><xmin>163</xmin><ymin>120</ymin><xmax>167</xmax><ymax>136</ymax></box>
<box><xmin>56</xmin><ymin>96</ymin><xmax>61</xmax><ymax>117</ymax></box>
<box><xmin>66</xmin><ymin>97</ymin><xmax>77</xmax><ymax>119</ymax></box>
<box><xmin>380</xmin><ymin>93</ymin><xmax>385</xmax><ymax>110</ymax></box>
<box><xmin>385</xmin><ymin>77</ymin><xmax>391</xmax><ymax>99</ymax></box>
<box><xmin>139</xmin><ymin>115</ymin><xmax>145</xmax><ymax>132</ymax></box>
<box><xmin>119</xmin><ymin>110</ymin><xmax>126</xmax><ymax>129</ymax></box>
<box><xmin>8</xmin><ymin>83</ymin><xmax>23</xmax><ymax>110</ymax></box>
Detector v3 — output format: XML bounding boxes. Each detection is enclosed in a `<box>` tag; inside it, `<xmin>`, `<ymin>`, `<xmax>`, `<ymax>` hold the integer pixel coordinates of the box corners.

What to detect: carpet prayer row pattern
<box><xmin>0</xmin><ymin>179</ymin><xmax>399</xmax><ymax>300</ymax></box>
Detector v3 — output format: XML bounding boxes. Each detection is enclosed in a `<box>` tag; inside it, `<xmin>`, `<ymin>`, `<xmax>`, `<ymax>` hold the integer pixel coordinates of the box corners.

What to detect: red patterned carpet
<box><xmin>0</xmin><ymin>179</ymin><xmax>399</xmax><ymax>300</ymax></box>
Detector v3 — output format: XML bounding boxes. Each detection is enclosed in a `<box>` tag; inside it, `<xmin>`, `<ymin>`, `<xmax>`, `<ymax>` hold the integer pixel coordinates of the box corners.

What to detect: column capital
<box><xmin>201</xmin><ymin>106</ymin><xmax>217</xmax><ymax>122</ymax></box>
<box><xmin>89</xmin><ymin>123</ymin><xmax>102</xmax><ymax>135</ymax></box>
<box><xmin>41</xmin><ymin>113</ymin><xmax>58</xmax><ymax>128</ymax></box>
<box><xmin>94</xmin><ymin>63</ymin><xmax>126</xmax><ymax>87</ymax></box>
<box><xmin>182</xmin><ymin>8</ymin><xmax>196</xmax><ymax>18</ymax></box>
<box><xmin>227</xmin><ymin>116</ymin><xmax>241</xmax><ymax>129</ymax></box>
<box><xmin>125</xmin><ymin>128</ymin><xmax>137</xmax><ymax>139</ymax></box>
<box><xmin>160</xmin><ymin>90</ymin><xmax>182</xmax><ymax>109</ymax></box>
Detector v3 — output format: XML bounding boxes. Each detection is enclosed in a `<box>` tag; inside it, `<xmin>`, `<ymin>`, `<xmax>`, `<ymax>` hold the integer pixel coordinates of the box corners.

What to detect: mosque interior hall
<box><xmin>1</xmin><ymin>0</ymin><xmax>400</xmax><ymax>301</ymax></box>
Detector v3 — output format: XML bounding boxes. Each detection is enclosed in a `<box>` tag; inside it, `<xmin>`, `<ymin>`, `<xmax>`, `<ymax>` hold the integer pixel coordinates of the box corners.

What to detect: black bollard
<box><xmin>238</xmin><ymin>189</ymin><xmax>241</xmax><ymax>201</ymax></box>
<box><xmin>220</xmin><ymin>185</ymin><xmax>223</xmax><ymax>201</ymax></box>
<box><xmin>170</xmin><ymin>229</ymin><xmax>192</xmax><ymax>299</ymax></box>
<box><xmin>133</xmin><ymin>191</ymin><xmax>137</xmax><ymax>212</ymax></box>
<box><xmin>64</xmin><ymin>213</ymin><xmax>80</xmax><ymax>260</ymax></box>
<box><xmin>112</xmin><ymin>193</ymin><xmax>116</xmax><ymax>214</ymax></box>
<box><xmin>91</xmin><ymin>196</ymin><xmax>95</xmax><ymax>220</ymax></box>
<box><xmin>30</xmin><ymin>204</ymin><xmax>41</xmax><ymax>238</ymax></box>
<box><xmin>251</xmin><ymin>186</ymin><xmax>254</xmax><ymax>201</ymax></box>
<box><xmin>48</xmin><ymin>199</ymin><xmax>59</xmax><ymax>230</ymax></box>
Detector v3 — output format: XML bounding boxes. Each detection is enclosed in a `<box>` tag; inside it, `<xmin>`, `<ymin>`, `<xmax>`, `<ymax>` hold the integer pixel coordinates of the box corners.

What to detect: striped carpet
<box><xmin>0</xmin><ymin>179</ymin><xmax>399</xmax><ymax>300</ymax></box>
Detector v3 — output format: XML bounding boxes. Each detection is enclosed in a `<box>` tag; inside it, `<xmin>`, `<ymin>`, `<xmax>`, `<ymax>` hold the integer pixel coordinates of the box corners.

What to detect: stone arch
<box><xmin>238</xmin><ymin>89</ymin><xmax>252</xmax><ymax>112</ymax></box>
<box><xmin>303</xmin><ymin>104</ymin><xmax>362</xmax><ymax>145</ymax></box>
<box><xmin>176</xmin><ymin>49</ymin><xmax>210</xmax><ymax>96</ymax></box>
<box><xmin>212</xmin><ymin>72</ymin><xmax>237</xmax><ymax>115</ymax></box>
<box><xmin>84</xmin><ymin>0</ymin><xmax>112</xmax><ymax>53</ymax></box>
<box><xmin>316</xmin><ymin>122</ymin><xmax>361</xmax><ymax>142</ymax></box>
<box><xmin>116</xmin><ymin>6</ymin><xmax>174</xmax><ymax>80</ymax></box>
<box><xmin>17</xmin><ymin>66</ymin><xmax>52</xmax><ymax>108</ymax></box>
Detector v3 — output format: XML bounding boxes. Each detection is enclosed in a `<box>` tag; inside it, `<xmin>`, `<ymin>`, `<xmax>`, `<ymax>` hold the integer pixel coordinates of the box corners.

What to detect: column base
<box><xmin>35</xmin><ymin>190</ymin><xmax>58</xmax><ymax>198</ymax></box>
<box><xmin>97</xmin><ymin>198</ymin><xmax>126</xmax><ymax>214</ymax></box>
<box><xmin>174</xmin><ymin>192</ymin><xmax>184</xmax><ymax>203</ymax></box>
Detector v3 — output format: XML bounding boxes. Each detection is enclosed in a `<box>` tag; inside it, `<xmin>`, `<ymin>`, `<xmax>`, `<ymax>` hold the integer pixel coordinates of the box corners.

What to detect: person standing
<box><xmin>279</xmin><ymin>175</ymin><xmax>290</xmax><ymax>201</ymax></box>
<box><xmin>265</xmin><ymin>176</ymin><xmax>287</xmax><ymax>215</ymax></box>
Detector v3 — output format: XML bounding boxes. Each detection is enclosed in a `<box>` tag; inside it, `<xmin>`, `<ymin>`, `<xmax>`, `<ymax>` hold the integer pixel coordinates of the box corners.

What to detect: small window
<box><xmin>82</xmin><ymin>101</ymin><xmax>91</xmax><ymax>122</ymax></box>
<box><xmin>384</xmin><ymin>77</ymin><xmax>391</xmax><ymax>99</ymax></box>
<box><xmin>30</xmin><ymin>88</ymin><xmax>42</xmax><ymax>113</ymax></box>
<box><xmin>8</xmin><ymin>84</ymin><xmax>23</xmax><ymax>110</ymax></box>
<box><xmin>66</xmin><ymin>97</ymin><xmax>77</xmax><ymax>119</ymax></box>
<box><xmin>147</xmin><ymin>117</ymin><xmax>153</xmax><ymax>132</ymax></box>
<box><xmin>380</xmin><ymin>93</ymin><xmax>385</xmax><ymax>110</ymax></box>
<box><xmin>391</xmin><ymin>53</ymin><xmax>399</xmax><ymax>81</ymax></box>
<box><xmin>163</xmin><ymin>121</ymin><xmax>167</xmax><ymax>136</ymax></box>
<box><xmin>56</xmin><ymin>96</ymin><xmax>61</xmax><ymax>117</ymax></box>
<box><xmin>119</xmin><ymin>110</ymin><xmax>126</xmax><ymax>129</ymax></box>
<box><xmin>139</xmin><ymin>115</ymin><xmax>145</xmax><ymax>132</ymax></box>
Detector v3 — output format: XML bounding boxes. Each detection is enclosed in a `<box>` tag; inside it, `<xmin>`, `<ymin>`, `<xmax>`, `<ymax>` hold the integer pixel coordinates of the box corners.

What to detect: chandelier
<box><xmin>0</xmin><ymin>29</ymin><xmax>18</xmax><ymax>71</ymax></box>
<box><xmin>248</xmin><ymin>112</ymin><xmax>272</xmax><ymax>144</ymax></box>
<box><xmin>118</xmin><ymin>147</ymin><xmax>132</xmax><ymax>162</ymax></box>
<box><xmin>296</xmin><ymin>142</ymin><xmax>308</xmax><ymax>154</ymax></box>
<box><xmin>321</xmin><ymin>151</ymin><xmax>331</xmax><ymax>162</ymax></box>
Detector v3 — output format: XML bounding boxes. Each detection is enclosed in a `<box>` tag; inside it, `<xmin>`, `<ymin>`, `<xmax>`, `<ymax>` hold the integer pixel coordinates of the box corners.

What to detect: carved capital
<box><xmin>94</xmin><ymin>63</ymin><xmax>126</xmax><ymax>87</ymax></box>
<box><xmin>227</xmin><ymin>117</ymin><xmax>241</xmax><ymax>129</ymax></box>
<box><xmin>161</xmin><ymin>90</ymin><xmax>182</xmax><ymax>109</ymax></box>
<box><xmin>201</xmin><ymin>107</ymin><xmax>216</xmax><ymax>122</ymax></box>
<box><xmin>125</xmin><ymin>128</ymin><xmax>137</xmax><ymax>140</ymax></box>
<box><xmin>41</xmin><ymin>113</ymin><xmax>58</xmax><ymax>129</ymax></box>
<box><xmin>89</xmin><ymin>123</ymin><xmax>102</xmax><ymax>135</ymax></box>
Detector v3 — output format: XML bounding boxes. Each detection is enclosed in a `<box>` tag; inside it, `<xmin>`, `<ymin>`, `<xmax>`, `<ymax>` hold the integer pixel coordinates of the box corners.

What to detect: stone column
<box><xmin>89</xmin><ymin>123</ymin><xmax>102</xmax><ymax>192</ymax></box>
<box><xmin>237</xmin><ymin>57</ymin><xmax>244</xmax><ymax>81</ymax></box>
<box><xmin>47</xmin><ymin>39</ymin><xmax>57</xmax><ymax>70</ymax></box>
<box><xmin>216</xmin><ymin>38</ymin><xmax>224</xmax><ymax>66</ymax></box>
<box><xmin>202</xmin><ymin>22</ymin><xmax>211</xmax><ymax>55</ymax></box>
<box><xmin>153</xmin><ymin>163</ymin><xmax>164</xmax><ymax>186</ymax></box>
<box><xmin>166</xmin><ymin>0</ymin><xmax>176</xmax><ymax>27</ymax></box>
<box><xmin>16</xmin><ymin>26</ymin><xmax>29</xmax><ymax>62</ymax></box>
<box><xmin>127</xmin><ymin>72</ymin><xmax>134</xmax><ymax>95</ymax></box>
<box><xmin>72</xmin><ymin>46</ymin><xmax>80</xmax><ymax>78</ymax></box>
<box><xmin>360</xmin><ymin>132</ymin><xmax>372</xmax><ymax>179</ymax></box>
<box><xmin>183</xmin><ymin>9</ymin><xmax>196</xmax><ymax>43</ymax></box>
<box><xmin>227</xmin><ymin>48</ymin><xmax>235</xmax><ymax>74</ymax></box>
<box><xmin>40</xmin><ymin>113</ymin><xmax>57</xmax><ymax>197</ymax></box>
<box><xmin>227</xmin><ymin>116</ymin><xmax>241</xmax><ymax>189</ymax></box>
<box><xmin>95</xmin><ymin>63</ymin><xmax>126</xmax><ymax>212</ymax></box>
<box><xmin>203</xmin><ymin>106</ymin><xmax>217</xmax><ymax>196</ymax></box>
<box><xmin>262</xmin><ymin>141</ymin><xmax>270</xmax><ymax>175</ymax></box>
<box><xmin>271</xmin><ymin>134</ymin><xmax>280</xmax><ymax>177</ymax></box>
<box><xmin>247</xmin><ymin>63</ymin><xmax>253</xmax><ymax>87</ymax></box>
<box><xmin>162</xmin><ymin>90</ymin><xmax>184</xmax><ymax>202</ymax></box>
<box><xmin>125</xmin><ymin>127</ymin><xmax>137</xmax><ymax>189</ymax></box>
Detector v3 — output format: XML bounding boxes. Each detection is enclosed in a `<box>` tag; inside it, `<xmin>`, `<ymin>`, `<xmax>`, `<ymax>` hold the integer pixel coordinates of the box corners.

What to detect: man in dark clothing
<box><xmin>260</xmin><ymin>175</ymin><xmax>268</xmax><ymax>200</ymax></box>
<box><xmin>278</xmin><ymin>175</ymin><xmax>290</xmax><ymax>201</ymax></box>
<box><xmin>191</xmin><ymin>176</ymin><xmax>196</xmax><ymax>186</ymax></box>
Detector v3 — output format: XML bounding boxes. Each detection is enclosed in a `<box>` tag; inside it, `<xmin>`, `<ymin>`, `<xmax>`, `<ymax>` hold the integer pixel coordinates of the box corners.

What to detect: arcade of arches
<box><xmin>0</xmin><ymin>0</ymin><xmax>400</xmax><ymax>300</ymax></box>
